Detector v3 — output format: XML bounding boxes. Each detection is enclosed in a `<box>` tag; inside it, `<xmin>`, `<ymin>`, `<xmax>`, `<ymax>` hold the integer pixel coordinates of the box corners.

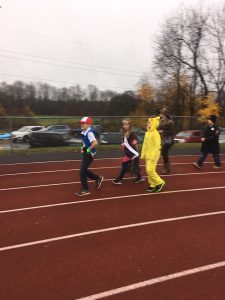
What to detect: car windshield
<box><xmin>47</xmin><ymin>126</ymin><xmax>67</xmax><ymax>130</ymax></box>
<box><xmin>18</xmin><ymin>126</ymin><xmax>30</xmax><ymax>132</ymax></box>
<box><xmin>176</xmin><ymin>132</ymin><xmax>191</xmax><ymax>137</ymax></box>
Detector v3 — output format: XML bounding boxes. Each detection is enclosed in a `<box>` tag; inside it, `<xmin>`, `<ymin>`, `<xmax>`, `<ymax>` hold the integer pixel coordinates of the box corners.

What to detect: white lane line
<box><xmin>0</xmin><ymin>166</ymin><xmax>121</xmax><ymax>177</ymax></box>
<box><xmin>1</xmin><ymin>185</ymin><xmax>225</xmax><ymax>215</ymax></box>
<box><xmin>1</xmin><ymin>154</ymin><xmax>224</xmax><ymax>166</ymax></box>
<box><xmin>1</xmin><ymin>210</ymin><xmax>225</xmax><ymax>252</ymax></box>
<box><xmin>1</xmin><ymin>171</ymin><xmax>225</xmax><ymax>192</ymax></box>
<box><xmin>0</xmin><ymin>181</ymin><xmax>75</xmax><ymax>191</ymax></box>
<box><xmin>0</xmin><ymin>157</ymin><xmax>120</xmax><ymax>166</ymax></box>
<box><xmin>75</xmin><ymin>261</ymin><xmax>225</xmax><ymax>300</ymax></box>
<box><xmin>0</xmin><ymin>161</ymin><xmax>224</xmax><ymax>177</ymax></box>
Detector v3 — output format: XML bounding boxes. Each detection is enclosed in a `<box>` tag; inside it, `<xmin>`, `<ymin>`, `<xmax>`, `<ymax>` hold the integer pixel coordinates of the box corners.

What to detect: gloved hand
<box><xmin>81</xmin><ymin>146</ymin><xmax>91</xmax><ymax>154</ymax></box>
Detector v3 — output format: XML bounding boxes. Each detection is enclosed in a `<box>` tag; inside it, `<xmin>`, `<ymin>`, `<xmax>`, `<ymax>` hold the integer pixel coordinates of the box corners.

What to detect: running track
<box><xmin>0</xmin><ymin>155</ymin><xmax>225</xmax><ymax>300</ymax></box>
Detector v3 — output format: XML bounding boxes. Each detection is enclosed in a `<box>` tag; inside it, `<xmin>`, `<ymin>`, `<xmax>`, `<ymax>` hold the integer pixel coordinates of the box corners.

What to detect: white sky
<box><xmin>0</xmin><ymin>0</ymin><xmax>224</xmax><ymax>92</ymax></box>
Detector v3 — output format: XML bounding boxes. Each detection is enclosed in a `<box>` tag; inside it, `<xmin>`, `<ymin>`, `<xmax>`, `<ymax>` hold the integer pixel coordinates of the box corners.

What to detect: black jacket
<box><xmin>123</xmin><ymin>132</ymin><xmax>139</xmax><ymax>158</ymax></box>
<box><xmin>158</xmin><ymin>119</ymin><xmax>174</xmax><ymax>144</ymax></box>
<box><xmin>200</xmin><ymin>124</ymin><xmax>220</xmax><ymax>154</ymax></box>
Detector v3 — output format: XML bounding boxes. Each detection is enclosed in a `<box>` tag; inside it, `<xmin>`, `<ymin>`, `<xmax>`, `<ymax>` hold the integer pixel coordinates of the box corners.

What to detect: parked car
<box><xmin>11</xmin><ymin>126</ymin><xmax>45</xmax><ymax>142</ymax></box>
<box><xmin>29</xmin><ymin>126</ymin><xmax>99</xmax><ymax>147</ymax></box>
<box><xmin>100</xmin><ymin>132</ymin><xmax>145</xmax><ymax>144</ymax></box>
<box><xmin>29</xmin><ymin>131</ymin><xmax>72</xmax><ymax>147</ymax></box>
<box><xmin>174</xmin><ymin>130</ymin><xmax>202</xmax><ymax>143</ymax></box>
<box><xmin>0</xmin><ymin>132</ymin><xmax>11</xmax><ymax>140</ymax></box>
<box><xmin>45</xmin><ymin>125</ymin><xmax>71</xmax><ymax>133</ymax></box>
<box><xmin>100</xmin><ymin>132</ymin><xmax>122</xmax><ymax>144</ymax></box>
<box><xmin>219</xmin><ymin>132</ymin><xmax>225</xmax><ymax>143</ymax></box>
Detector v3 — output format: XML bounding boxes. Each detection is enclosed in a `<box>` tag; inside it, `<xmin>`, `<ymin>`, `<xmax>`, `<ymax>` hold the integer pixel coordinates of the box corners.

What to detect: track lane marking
<box><xmin>1</xmin><ymin>153</ymin><xmax>224</xmax><ymax>166</ymax></box>
<box><xmin>0</xmin><ymin>157</ymin><xmax>120</xmax><ymax>166</ymax></box>
<box><xmin>75</xmin><ymin>261</ymin><xmax>225</xmax><ymax>300</ymax></box>
<box><xmin>1</xmin><ymin>171</ymin><xmax>225</xmax><ymax>191</ymax></box>
<box><xmin>1</xmin><ymin>185</ymin><xmax>225</xmax><ymax>214</ymax></box>
<box><xmin>1</xmin><ymin>210</ymin><xmax>225</xmax><ymax>251</ymax></box>
<box><xmin>0</xmin><ymin>210</ymin><xmax>225</xmax><ymax>252</ymax></box>
<box><xmin>0</xmin><ymin>161</ymin><xmax>224</xmax><ymax>177</ymax></box>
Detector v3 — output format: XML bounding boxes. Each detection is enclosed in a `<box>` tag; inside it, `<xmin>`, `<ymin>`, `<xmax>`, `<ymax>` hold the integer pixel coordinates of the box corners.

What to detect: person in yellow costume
<box><xmin>141</xmin><ymin>116</ymin><xmax>166</xmax><ymax>193</ymax></box>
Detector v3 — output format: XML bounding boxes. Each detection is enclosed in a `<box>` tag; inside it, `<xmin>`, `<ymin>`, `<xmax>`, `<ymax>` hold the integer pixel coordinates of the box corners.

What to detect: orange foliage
<box><xmin>197</xmin><ymin>94</ymin><xmax>221</xmax><ymax>122</ymax></box>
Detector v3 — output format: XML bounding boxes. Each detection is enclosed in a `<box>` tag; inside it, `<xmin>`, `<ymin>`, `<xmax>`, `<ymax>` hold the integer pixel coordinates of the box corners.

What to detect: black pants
<box><xmin>116</xmin><ymin>158</ymin><xmax>141</xmax><ymax>181</ymax></box>
<box><xmin>80</xmin><ymin>154</ymin><xmax>99</xmax><ymax>191</ymax></box>
<box><xmin>197</xmin><ymin>152</ymin><xmax>221</xmax><ymax>167</ymax></box>
<box><xmin>161</xmin><ymin>143</ymin><xmax>172</xmax><ymax>164</ymax></box>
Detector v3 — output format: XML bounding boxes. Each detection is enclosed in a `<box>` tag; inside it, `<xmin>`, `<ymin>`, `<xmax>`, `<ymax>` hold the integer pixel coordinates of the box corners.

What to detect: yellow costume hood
<box><xmin>141</xmin><ymin>116</ymin><xmax>161</xmax><ymax>160</ymax></box>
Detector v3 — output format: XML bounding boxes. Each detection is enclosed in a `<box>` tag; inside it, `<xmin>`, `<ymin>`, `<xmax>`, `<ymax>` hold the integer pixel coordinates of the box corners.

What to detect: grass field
<box><xmin>1</xmin><ymin>142</ymin><xmax>225</xmax><ymax>156</ymax></box>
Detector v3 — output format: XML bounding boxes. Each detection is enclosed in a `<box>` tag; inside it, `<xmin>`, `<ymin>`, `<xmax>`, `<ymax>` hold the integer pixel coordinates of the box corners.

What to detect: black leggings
<box><xmin>161</xmin><ymin>143</ymin><xmax>172</xmax><ymax>164</ymax></box>
<box><xmin>80</xmin><ymin>154</ymin><xmax>99</xmax><ymax>190</ymax></box>
<box><xmin>116</xmin><ymin>158</ymin><xmax>141</xmax><ymax>180</ymax></box>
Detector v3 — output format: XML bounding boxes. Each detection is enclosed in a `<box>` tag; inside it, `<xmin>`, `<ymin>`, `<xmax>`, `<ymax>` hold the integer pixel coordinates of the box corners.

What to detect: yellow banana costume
<box><xmin>141</xmin><ymin>116</ymin><xmax>164</xmax><ymax>188</ymax></box>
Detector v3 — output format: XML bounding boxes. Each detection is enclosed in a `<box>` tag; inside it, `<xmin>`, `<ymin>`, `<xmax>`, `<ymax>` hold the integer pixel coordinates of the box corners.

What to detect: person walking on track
<box><xmin>141</xmin><ymin>116</ymin><xmax>165</xmax><ymax>193</ymax></box>
<box><xmin>112</xmin><ymin>118</ymin><xmax>144</xmax><ymax>185</ymax></box>
<box><xmin>158</xmin><ymin>108</ymin><xmax>174</xmax><ymax>174</ymax></box>
<box><xmin>75</xmin><ymin>117</ymin><xmax>104</xmax><ymax>196</ymax></box>
<box><xmin>193</xmin><ymin>114</ymin><xmax>221</xmax><ymax>170</ymax></box>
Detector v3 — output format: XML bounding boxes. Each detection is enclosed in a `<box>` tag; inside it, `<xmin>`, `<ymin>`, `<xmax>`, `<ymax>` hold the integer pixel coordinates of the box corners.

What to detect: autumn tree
<box><xmin>22</xmin><ymin>105</ymin><xmax>35</xmax><ymax>117</ymax></box>
<box><xmin>196</xmin><ymin>94</ymin><xmax>221</xmax><ymax>122</ymax></box>
<box><xmin>206</xmin><ymin>4</ymin><xmax>225</xmax><ymax>112</ymax></box>
<box><xmin>0</xmin><ymin>104</ymin><xmax>7</xmax><ymax>116</ymax></box>
<box><xmin>153</xmin><ymin>5</ymin><xmax>210</xmax><ymax>117</ymax></box>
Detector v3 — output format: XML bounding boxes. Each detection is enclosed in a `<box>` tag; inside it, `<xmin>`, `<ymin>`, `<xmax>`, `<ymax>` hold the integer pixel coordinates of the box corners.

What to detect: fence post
<box><xmin>8</xmin><ymin>116</ymin><xmax>14</xmax><ymax>155</ymax></box>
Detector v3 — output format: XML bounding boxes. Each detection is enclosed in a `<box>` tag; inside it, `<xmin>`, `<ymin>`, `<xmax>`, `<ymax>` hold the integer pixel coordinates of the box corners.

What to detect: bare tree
<box><xmin>153</xmin><ymin>5</ymin><xmax>209</xmax><ymax>116</ymax></box>
<box><xmin>206</xmin><ymin>4</ymin><xmax>225</xmax><ymax>110</ymax></box>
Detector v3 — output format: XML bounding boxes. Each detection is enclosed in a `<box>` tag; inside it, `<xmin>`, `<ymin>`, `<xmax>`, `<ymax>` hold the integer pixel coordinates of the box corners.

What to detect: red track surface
<box><xmin>0</xmin><ymin>155</ymin><xmax>225</xmax><ymax>300</ymax></box>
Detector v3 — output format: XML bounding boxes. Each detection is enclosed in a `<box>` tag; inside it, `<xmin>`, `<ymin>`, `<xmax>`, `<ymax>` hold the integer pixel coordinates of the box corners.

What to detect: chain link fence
<box><xmin>1</xmin><ymin>115</ymin><xmax>225</xmax><ymax>156</ymax></box>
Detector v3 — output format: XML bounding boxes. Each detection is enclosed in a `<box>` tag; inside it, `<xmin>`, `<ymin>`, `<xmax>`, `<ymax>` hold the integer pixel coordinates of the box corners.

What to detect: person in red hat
<box><xmin>193</xmin><ymin>115</ymin><xmax>221</xmax><ymax>170</ymax></box>
<box><xmin>75</xmin><ymin>117</ymin><xmax>103</xmax><ymax>196</ymax></box>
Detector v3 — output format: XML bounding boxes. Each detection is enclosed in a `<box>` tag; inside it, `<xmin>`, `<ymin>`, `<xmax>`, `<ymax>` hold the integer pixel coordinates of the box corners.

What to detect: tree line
<box><xmin>1</xmin><ymin>3</ymin><xmax>225</xmax><ymax>122</ymax></box>
<box><xmin>0</xmin><ymin>81</ymin><xmax>151</xmax><ymax>116</ymax></box>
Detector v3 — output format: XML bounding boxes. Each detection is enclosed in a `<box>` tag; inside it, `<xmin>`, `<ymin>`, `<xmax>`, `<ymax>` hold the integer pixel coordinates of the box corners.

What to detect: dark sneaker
<box><xmin>96</xmin><ymin>176</ymin><xmax>104</xmax><ymax>189</ymax></box>
<box><xmin>193</xmin><ymin>162</ymin><xmax>201</xmax><ymax>169</ymax></box>
<box><xmin>112</xmin><ymin>179</ymin><xmax>122</xmax><ymax>185</ymax></box>
<box><xmin>146</xmin><ymin>186</ymin><xmax>155</xmax><ymax>192</ymax></box>
<box><xmin>153</xmin><ymin>181</ymin><xmax>165</xmax><ymax>193</ymax></box>
<box><xmin>213</xmin><ymin>165</ymin><xmax>221</xmax><ymax>170</ymax></box>
<box><xmin>74</xmin><ymin>190</ymin><xmax>90</xmax><ymax>196</ymax></box>
<box><xmin>135</xmin><ymin>177</ymin><xmax>145</xmax><ymax>183</ymax></box>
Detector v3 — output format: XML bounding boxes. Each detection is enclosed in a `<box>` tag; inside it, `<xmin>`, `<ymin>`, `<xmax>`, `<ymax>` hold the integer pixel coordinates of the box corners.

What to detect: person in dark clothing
<box><xmin>75</xmin><ymin>117</ymin><xmax>104</xmax><ymax>196</ymax></box>
<box><xmin>193</xmin><ymin>114</ymin><xmax>221</xmax><ymax>170</ymax></box>
<box><xmin>158</xmin><ymin>108</ymin><xmax>175</xmax><ymax>174</ymax></box>
<box><xmin>112</xmin><ymin>118</ymin><xmax>144</xmax><ymax>184</ymax></box>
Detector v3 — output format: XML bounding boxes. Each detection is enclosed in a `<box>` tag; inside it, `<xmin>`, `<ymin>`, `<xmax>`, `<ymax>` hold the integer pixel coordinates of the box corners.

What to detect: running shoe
<box><xmin>134</xmin><ymin>177</ymin><xmax>145</xmax><ymax>183</ymax></box>
<box><xmin>213</xmin><ymin>165</ymin><xmax>221</xmax><ymax>169</ymax></box>
<box><xmin>112</xmin><ymin>179</ymin><xmax>122</xmax><ymax>185</ymax></box>
<box><xmin>96</xmin><ymin>176</ymin><xmax>104</xmax><ymax>189</ymax></box>
<box><xmin>74</xmin><ymin>190</ymin><xmax>90</xmax><ymax>196</ymax></box>
<box><xmin>146</xmin><ymin>186</ymin><xmax>156</xmax><ymax>192</ymax></box>
<box><xmin>152</xmin><ymin>181</ymin><xmax>165</xmax><ymax>193</ymax></box>
<box><xmin>193</xmin><ymin>162</ymin><xmax>201</xmax><ymax>169</ymax></box>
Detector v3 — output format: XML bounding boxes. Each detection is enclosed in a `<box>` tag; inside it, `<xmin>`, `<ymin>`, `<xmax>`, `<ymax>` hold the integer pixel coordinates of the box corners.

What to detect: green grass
<box><xmin>1</xmin><ymin>142</ymin><xmax>225</xmax><ymax>156</ymax></box>
<box><xmin>0</xmin><ymin>144</ymin><xmax>121</xmax><ymax>155</ymax></box>
<box><xmin>35</xmin><ymin>116</ymin><xmax>79</xmax><ymax>127</ymax></box>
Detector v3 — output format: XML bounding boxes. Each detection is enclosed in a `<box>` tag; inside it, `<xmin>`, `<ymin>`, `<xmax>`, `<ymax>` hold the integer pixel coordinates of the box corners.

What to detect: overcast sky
<box><xmin>0</xmin><ymin>0</ymin><xmax>224</xmax><ymax>92</ymax></box>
